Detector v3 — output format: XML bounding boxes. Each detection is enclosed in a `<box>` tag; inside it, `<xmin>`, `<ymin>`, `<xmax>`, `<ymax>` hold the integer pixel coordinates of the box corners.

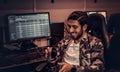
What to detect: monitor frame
<box><xmin>5</xmin><ymin>12</ymin><xmax>51</xmax><ymax>43</ymax></box>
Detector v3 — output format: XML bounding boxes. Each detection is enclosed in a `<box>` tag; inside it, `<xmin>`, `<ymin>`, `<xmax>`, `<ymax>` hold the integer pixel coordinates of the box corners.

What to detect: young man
<box><xmin>47</xmin><ymin>11</ymin><xmax>105</xmax><ymax>72</ymax></box>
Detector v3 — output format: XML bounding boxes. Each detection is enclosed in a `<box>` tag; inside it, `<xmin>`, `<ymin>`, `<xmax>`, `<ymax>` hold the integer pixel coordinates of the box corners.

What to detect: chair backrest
<box><xmin>88</xmin><ymin>13</ymin><xmax>110</xmax><ymax>49</ymax></box>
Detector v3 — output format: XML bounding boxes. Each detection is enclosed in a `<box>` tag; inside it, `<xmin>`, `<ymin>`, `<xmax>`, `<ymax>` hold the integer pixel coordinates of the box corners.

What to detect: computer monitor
<box><xmin>6</xmin><ymin>12</ymin><xmax>51</xmax><ymax>43</ymax></box>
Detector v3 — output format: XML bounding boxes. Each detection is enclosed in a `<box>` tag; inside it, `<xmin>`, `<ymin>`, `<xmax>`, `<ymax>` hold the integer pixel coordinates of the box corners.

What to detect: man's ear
<box><xmin>83</xmin><ymin>24</ymin><xmax>88</xmax><ymax>31</ymax></box>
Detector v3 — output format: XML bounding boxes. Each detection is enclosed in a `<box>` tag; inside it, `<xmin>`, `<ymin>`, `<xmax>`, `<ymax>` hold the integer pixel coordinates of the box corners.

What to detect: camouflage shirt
<box><xmin>54</xmin><ymin>34</ymin><xmax>105</xmax><ymax>71</ymax></box>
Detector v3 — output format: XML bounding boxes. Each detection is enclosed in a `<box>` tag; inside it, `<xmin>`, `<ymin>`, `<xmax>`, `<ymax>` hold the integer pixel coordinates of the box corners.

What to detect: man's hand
<box><xmin>45</xmin><ymin>47</ymin><xmax>52</xmax><ymax>58</ymax></box>
<box><xmin>58</xmin><ymin>62</ymin><xmax>73</xmax><ymax>72</ymax></box>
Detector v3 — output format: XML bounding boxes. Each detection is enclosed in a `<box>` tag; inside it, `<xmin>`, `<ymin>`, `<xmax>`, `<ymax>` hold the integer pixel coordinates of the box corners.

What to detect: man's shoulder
<box><xmin>88</xmin><ymin>34</ymin><xmax>103</xmax><ymax>46</ymax></box>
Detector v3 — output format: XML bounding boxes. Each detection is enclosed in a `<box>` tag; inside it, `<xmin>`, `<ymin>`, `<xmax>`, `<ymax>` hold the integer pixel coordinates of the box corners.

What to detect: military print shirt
<box><xmin>54</xmin><ymin>34</ymin><xmax>105</xmax><ymax>71</ymax></box>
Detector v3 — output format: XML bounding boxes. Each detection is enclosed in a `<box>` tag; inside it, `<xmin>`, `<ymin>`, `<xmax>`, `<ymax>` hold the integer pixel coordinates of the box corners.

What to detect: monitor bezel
<box><xmin>5</xmin><ymin>12</ymin><xmax>51</xmax><ymax>43</ymax></box>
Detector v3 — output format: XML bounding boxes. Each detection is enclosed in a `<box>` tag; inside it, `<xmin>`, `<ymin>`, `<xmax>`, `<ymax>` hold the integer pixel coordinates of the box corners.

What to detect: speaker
<box><xmin>50</xmin><ymin>22</ymin><xmax>64</xmax><ymax>46</ymax></box>
<box><xmin>0</xmin><ymin>27</ymin><xmax>3</xmax><ymax>49</ymax></box>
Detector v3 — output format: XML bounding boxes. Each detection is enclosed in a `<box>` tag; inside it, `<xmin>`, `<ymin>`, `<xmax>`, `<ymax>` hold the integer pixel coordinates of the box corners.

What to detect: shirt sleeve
<box><xmin>73</xmin><ymin>38</ymin><xmax>105</xmax><ymax>71</ymax></box>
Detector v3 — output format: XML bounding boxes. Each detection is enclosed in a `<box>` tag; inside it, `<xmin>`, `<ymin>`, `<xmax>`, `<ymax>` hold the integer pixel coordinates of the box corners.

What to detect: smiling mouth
<box><xmin>71</xmin><ymin>32</ymin><xmax>76</xmax><ymax>35</ymax></box>
<box><xmin>71</xmin><ymin>33</ymin><xmax>77</xmax><ymax>37</ymax></box>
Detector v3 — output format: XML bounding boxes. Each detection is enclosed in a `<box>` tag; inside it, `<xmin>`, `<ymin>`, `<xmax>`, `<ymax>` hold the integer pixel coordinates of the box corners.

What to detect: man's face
<box><xmin>67</xmin><ymin>20</ymin><xmax>83</xmax><ymax>40</ymax></box>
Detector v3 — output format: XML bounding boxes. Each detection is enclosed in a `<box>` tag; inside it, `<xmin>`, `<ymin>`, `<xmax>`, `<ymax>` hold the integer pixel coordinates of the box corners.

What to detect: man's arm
<box><xmin>73</xmin><ymin>40</ymin><xmax>105</xmax><ymax>71</ymax></box>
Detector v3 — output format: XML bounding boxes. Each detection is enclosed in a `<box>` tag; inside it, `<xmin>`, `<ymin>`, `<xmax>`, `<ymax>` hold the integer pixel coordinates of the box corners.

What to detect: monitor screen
<box><xmin>6</xmin><ymin>12</ymin><xmax>51</xmax><ymax>42</ymax></box>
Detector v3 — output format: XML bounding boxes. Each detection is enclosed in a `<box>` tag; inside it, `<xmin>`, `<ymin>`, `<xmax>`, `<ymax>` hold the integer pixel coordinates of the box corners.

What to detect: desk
<box><xmin>0</xmin><ymin>47</ymin><xmax>47</xmax><ymax>71</ymax></box>
<box><xmin>0</xmin><ymin>61</ymin><xmax>47</xmax><ymax>72</ymax></box>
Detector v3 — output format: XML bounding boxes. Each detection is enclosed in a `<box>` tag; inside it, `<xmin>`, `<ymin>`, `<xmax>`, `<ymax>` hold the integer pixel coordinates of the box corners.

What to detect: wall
<box><xmin>0</xmin><ymin>0</ymin><xmax>120</xmax><ymax>23</ymax></box>
<box><xmin>0</xmin><ymin>0</ymin><xmax>120</xmax><ymax>44</ymax></box>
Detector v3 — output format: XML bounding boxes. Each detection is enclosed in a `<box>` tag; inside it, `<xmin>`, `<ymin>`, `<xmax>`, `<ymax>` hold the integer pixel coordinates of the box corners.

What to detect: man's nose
<box><xmin>69</xmin><ymin>27</ymin><xmax>74</xmax><ymax>33</ymax></box>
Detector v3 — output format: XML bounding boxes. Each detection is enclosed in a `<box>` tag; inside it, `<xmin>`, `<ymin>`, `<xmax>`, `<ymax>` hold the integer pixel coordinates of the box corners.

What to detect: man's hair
<box><xmin>67</xmin><ymin>11</ymin><xmax>88</xmax><ymax>26</ymax></box>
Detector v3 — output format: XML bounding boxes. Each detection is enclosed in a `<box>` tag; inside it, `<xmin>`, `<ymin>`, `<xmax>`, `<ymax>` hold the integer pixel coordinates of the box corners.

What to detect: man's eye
<box><xmin>68</xmin><ymin>25</ymin><xmax>71</xmax><ymax>28</ymax></box>
<box><xmin>73</xmin><ymin>26</ymin><xmax>77</xmax><ymax>29</ymax></box>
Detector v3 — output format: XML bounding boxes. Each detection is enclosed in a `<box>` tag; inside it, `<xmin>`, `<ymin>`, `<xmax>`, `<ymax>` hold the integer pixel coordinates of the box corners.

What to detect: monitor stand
<box><xmin>20</xmin><ymin>40</ymin><xmax>36</xmax><ymax>51</ymax></box>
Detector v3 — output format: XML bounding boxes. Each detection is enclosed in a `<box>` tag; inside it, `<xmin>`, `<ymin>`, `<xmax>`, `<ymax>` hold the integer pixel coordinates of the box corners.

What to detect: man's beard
<box><xmin>70</xmin><ymin>31</ymin><xmax>83</xmax><ymax>40</ymax></box>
